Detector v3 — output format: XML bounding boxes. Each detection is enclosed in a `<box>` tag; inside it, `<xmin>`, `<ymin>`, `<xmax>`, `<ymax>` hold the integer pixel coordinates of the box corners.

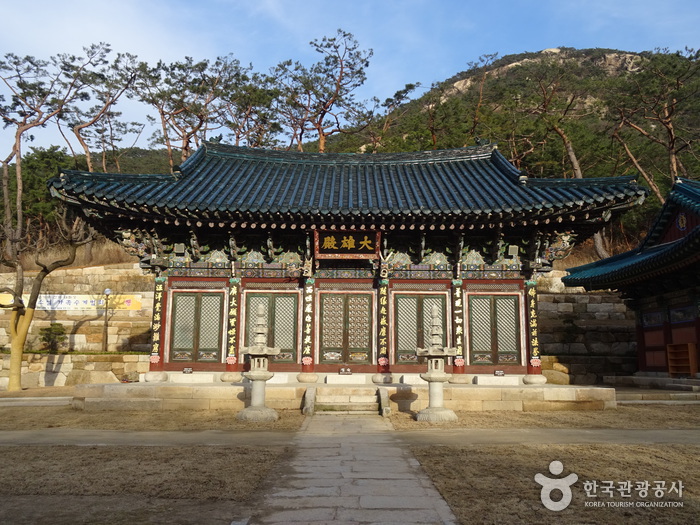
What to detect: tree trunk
<box><xmin>553</xmin><ymin>125</ymin><xmax>583</xmax><ymax>179</ymax></box>
<box><xmin>593</xmin><ymin>230</ymin><xmax>610</xmax><ymax>260</ymax></box>
<box><xmin>553</xmin><ymin>124</ymin><xmax>610</xmax><ymax>259</ymax></box>
<box><xmin>7</xmin><ymin>308</ymin><xmax>34</xmax><ymax>392</ymax></box>
<box><xmin>613</xmin><ymin>128</ymin><xmax>665</xmax><ymax>204</ymax></box>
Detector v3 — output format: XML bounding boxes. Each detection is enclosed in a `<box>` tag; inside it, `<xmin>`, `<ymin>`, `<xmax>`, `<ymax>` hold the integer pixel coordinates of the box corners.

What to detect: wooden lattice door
<box><xmin>319</xmin><ymin>292</ymin><xmax>373</xmax><ymax>364</ymax></box>
<box><xmin>244</xmin><ymin>292</ymin><xmax>299</xmax><ymax>363</ymax></box>
<box><xmin>170</xmin><ymin>292</ymin><xmax>225</xmax><ymax>362</ymax></box>
<box><xmin>394</xmin><ymin>294</ymin><xmax>447</xmax><ymax>364</ymax></box>
<box><xmin>467</xmin><ymin>294</ymin><xmax>521</xmax><ymax>365</ymax></box>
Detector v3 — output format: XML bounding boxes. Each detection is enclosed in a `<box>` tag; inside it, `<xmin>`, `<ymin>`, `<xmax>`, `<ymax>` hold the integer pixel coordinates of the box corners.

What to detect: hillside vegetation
<box><xmin>326</xmin><ymin>47</ymin><xmax>699</xmax><ymax>247</ymax></box>
<box><xmin>6</xmin><ymin>46</ymin><xmax>699</xmax><ymax>258</ymax></box>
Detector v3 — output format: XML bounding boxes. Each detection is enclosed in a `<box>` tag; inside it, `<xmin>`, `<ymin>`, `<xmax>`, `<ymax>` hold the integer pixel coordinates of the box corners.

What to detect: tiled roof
<box><xmin>563</xmin><ymin>178</ymin><xmax>700</xmax><ymax>290</ymax></box>
<box><xmin>50</xmin><ymin>142</ymin><xmax>646</xmax><ymax>228</ymax></box>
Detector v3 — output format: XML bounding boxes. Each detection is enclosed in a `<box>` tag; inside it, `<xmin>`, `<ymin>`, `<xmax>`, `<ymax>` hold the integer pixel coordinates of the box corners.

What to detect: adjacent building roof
<box><xmin>563</xmin><ymin>178</ymin><xmax>700</xmax><ymax>292</ymax></box>
<box><xmin>50</xmin><ymin>142</ymin><xmax>646</xmax><ymax>233</ymax></box>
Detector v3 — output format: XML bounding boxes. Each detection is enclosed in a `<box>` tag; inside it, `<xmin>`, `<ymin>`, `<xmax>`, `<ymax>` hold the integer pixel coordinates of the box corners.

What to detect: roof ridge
<box><xmin>202</xmin><ymin>141</ymin><xmax>499</xmax><ymax>165</ymax></box>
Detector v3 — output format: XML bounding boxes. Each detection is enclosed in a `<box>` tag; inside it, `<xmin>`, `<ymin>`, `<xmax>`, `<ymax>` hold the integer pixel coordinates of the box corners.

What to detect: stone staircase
<box><xmin>605</xmin><ymin>375</ymin><xmax>700</xmax><ymax>392</ymax></box>
<box><xmin>304</xmin><ymin>386</ymin><xmax>389</xmax><ymax>416</ymax></box>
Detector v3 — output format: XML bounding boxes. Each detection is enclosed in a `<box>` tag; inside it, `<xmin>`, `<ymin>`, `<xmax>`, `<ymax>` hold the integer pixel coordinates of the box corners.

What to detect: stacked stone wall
<box><xmin>0</xmin><ymin>263</ymin><xmax>153</xmax><ymax>354</ymax></box>
<box><xmin>0</xmin><ymin>353</ymin><xmax>151</xmax><ymax>388</ymax></box>
<box><xmin>538</xmin><ymin>292</ymin><xmax>637</xmax><ymax>384</ymax></box>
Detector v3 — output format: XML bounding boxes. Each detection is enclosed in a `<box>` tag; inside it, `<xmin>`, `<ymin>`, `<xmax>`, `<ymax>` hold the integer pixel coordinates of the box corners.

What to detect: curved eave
<box><xmin>48</xmin><ymin>144</ymin><xmax>648</xmax><ymax>225</ymax></box>
<box><xmin>563</xmin><ymin>226</ymin><xmax>700</xmax><ymax>290</ymax></box>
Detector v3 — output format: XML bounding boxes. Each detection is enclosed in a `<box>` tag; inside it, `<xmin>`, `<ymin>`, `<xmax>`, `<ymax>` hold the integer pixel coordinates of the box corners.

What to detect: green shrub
<box><xmin>39</xmin><ymin>323</ymin><xmax>67</xmax><ymax>354</ymax></box>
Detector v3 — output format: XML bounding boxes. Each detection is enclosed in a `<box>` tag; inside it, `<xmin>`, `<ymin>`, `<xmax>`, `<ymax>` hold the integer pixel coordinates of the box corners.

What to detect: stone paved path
<box><xmin>244</xmin><ymin>414</ymin><xmax>457</xmax><ymax>525</ymax></box>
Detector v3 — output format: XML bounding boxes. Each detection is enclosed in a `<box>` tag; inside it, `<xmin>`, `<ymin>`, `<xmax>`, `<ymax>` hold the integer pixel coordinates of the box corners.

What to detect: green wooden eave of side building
<box><xmin>563</xmin><ymin>178</ymin><xmax>700</xmax><ymax>295</ymax></box>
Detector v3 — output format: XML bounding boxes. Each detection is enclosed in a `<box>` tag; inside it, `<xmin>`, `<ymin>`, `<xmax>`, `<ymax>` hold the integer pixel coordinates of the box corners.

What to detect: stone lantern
<box><xmin>236</xmin><ymin>305</ymin><xmax>281</xmax><ymax>422</ymax></box>
<box><xmin>415</xmin><ymin>306</ymin><xmax>458</xmax><ymax>422</ymax></box>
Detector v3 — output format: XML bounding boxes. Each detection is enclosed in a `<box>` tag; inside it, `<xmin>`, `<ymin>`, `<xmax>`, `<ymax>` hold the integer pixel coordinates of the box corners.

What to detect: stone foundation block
<box><xmin>74</xmin><ymin>384</ymin><xmax>106</xmax><ymax>397</ymax></box>
<box><xmin>65</xmin><ymin>370</ymin><xmax>119</xmax><ymax>385</ymax></box>
<box><xmin>192</xmin><ymin>385</ymin><xmax>243</xmax><ymax>399</ymax></box>
<box><xmin>574</xmin><ymin>387</ymin><xmax>615</xmax><ymax>401</ymax></box>
<box><xmin>155</xmin><ymin>386</ymin><xmax>194</xmax><ymax>399</ymax></box>
<box><xmin>522</xmin><ymin>400</ymin><xmax>607</xmax><ymax>411</ymax></box>
<box><xmin>552</xmin><ymin>362</ymin><xmax>570</xmax><ymax>373</ymax></box>
<box><xmin>542</xmin><ymin>387</ymin><xmax>577</xmax><ymax>401</ymax></box>
<box><xmin>451</xmin><ymin>386</ymin><xmax>502</xmax><ymax>401</ymax></box>
<box><xmin>104</xmin><ymin>384</ymin><xmax>159</xmax><ymax>398</ymax></box>
<box><xmin>482</xmin><ymin>400</ymin><xmax>523</xmax><ymax>411</ymax></box>
<box><xmin>79</xmin><ymin>398</ymin><xmax>163</xmax><ymax>411</ymax></box>
<box><xmin>502</xmin><ymin>387</ymin><xmax>544</xmax><ymax>401</ymax></box>
<box><xmin>444</xmin><ymin>399</ymin><xmax>483</xmax><ymax>411</ymax></box>
<box><xmin>266</xmin><ymin>398</ymin><xmax>303</xmax><ymax>410</ymax></box>
<box><xmin>162</xmin><ymin>398</ymin><xmax>212</xmax><ymax>410</ymax></box>
<box><xmin>265</xmin><ymin>386</ymin><xmax>306</xmax><ymax>400</ymax></box>
<box><xmin>123</xmin><ymin>363</ymin><xmax>140</xmax><ymax>374</ymax></box>
<box><xmin>209</xmin><ymin>398</ymin><xmax>246</xmax><ymax>410</ymax></box>
<box><xmin>542</xmin><ymin>370</ymin><xmax>570</xmax><ymax>385</ymax></box>
<box><xmin>40</xmin><ymin>372</ymin><xmax>67</xmax><ymax>387</ymax></box>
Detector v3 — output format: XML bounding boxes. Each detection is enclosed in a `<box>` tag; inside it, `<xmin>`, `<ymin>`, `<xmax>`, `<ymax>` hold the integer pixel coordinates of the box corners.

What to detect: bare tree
<box><xmin>133</xmin><ymin>55</ymin><xmax>244</xmax><ymax>170</ymax></box>
<box><xmin>0</xmin><ymin>46</ymin><xmax>103</xmax><ymax>391</ymax></box>
<box><xmin>214</xmin><ymin>69</ymin><xmax>281</xmax><ymax>148</ymax></box>
<box><xmin>365</xmin><ymin>83</ymin><xmax>419</xmax><ymax>152</ymax></box>
<box><xmin>611</xmin><ymin>48</ymin><xmax>700</xmax><ymax>203</ymax></box>
<box><xmin>59</xmin><ymin>51</ymin><xmax>140</xmax><ymax>171</ymax></box>
<box><xmin>275</xmin><ymin>30</ymin><xmax>373</xmax><ymax>153</ymax></box>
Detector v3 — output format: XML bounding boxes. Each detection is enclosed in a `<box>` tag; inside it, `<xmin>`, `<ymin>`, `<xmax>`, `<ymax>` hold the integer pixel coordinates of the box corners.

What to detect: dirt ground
<box><xmin>0</xmin><ymin>389</ymin><xmax>698</xmax><ymax>524</ymax></box>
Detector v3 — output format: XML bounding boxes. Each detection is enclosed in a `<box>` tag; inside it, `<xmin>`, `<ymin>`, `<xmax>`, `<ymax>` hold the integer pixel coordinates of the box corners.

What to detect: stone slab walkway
<box><xmin>243</xmin><ymin>414</ymin><xmax>458</xmax><ymax>525</ymax></box>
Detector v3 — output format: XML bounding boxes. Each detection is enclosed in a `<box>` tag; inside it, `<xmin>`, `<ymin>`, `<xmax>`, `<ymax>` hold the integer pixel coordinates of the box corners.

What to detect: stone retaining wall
<box><xmin>538</xmin><ymin>292</ymin><xmax>637</xmax><ymax>385</ymax></box>
<box><xmin>0</xmin><ymin>353</ymin><xmax>151</xmax><ymax>389</ymax></box>
<box><xmin>0</xmin><ymin>264</ymin><xmax>153</xmax><ymax>354</ymax></box>
<box><xmin>71</xmin><ymin>383</ymin><xmax>616</xmax><ymax>412</ymax></box>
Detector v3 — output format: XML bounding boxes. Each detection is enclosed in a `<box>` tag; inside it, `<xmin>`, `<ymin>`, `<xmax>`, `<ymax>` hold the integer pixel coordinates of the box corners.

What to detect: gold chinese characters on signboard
<box><xmin>314</xmin><ymin>231</ymin><xmax>380</xmax><ymax>260</ymax></box>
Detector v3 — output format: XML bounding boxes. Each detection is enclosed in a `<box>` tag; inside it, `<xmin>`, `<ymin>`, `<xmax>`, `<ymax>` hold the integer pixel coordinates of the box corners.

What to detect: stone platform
<box><xmin>71</xmin><ymin>374</ymin><xmax>616</xmax><ymax>412</ymax></box>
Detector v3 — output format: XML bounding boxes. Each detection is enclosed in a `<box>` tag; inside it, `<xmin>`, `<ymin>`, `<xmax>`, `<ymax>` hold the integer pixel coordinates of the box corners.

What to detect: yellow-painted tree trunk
<box><xmin>7</xmin><ymin>308</ymin><xmax>34</xmax><ymax>392</ymax></box>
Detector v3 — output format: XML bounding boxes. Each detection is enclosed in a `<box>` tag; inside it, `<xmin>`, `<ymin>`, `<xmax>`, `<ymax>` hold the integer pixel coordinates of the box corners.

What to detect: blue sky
<box><xmin>1</xmin><ymin>0</ymin><xmax>698</xmax><ymax>150</ymax></box>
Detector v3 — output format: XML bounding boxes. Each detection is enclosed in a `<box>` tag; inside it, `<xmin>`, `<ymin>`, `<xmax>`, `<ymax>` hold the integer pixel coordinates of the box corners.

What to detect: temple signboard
<box><xmin>314</xmin><ymin>231</ymin><xmax>380</xmax><ymax>260</ymax></box>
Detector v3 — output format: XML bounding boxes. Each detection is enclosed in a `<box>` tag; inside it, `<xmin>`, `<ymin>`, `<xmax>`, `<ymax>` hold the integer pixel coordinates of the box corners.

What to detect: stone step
<box><xmin>315</xmin><ymin>402</ymin><xmax>380</xmax><ymax>413</ymax></box>
<box><xmin>314</xmin><ymin>410</ymin><xmax>380</xmax><ymax>415</ymax></box>
<box><xmin>664</xmin><ymin>383</ymin><xmax>700</xmax><ymax>392</ymax></box>
<box><xmin>315</xmin><ymin>394</ymin><xmax>378</xmax><ymax>404</ymax></box>
<box><xmin>0</xmin><ymin>397</ymin><xmax>72</xmax><ymax>407</ymax></box>
<box><xmin>315</xmin><ymin>386</ymin><xmax>378</xmax><ymax>395</ymax></box>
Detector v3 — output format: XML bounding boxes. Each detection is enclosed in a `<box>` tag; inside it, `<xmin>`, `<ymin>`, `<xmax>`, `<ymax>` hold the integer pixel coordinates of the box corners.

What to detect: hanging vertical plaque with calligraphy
<box><xmin>314</xmin><ymin>230</ymin><xmax>380</xmax><ymax>259</ymax></box>
<box><xmin>451</xmin><ymin>280</ymin><xmax>464</xmax><ymax>360</ymax></box>
<box><xmin>301</xmin><ymin>278</ymin><xmax>315</xmax><ymax>369</ymax></box>
<box><xmin>377</xmin><ymin>279</ymin><xmax>390</xmax><ymax>370</ymax></box>
<box><xmin>227</xmin><ymin>278</ymin><xmax>240</xmax><ymax>365</ymax></box>
<box><xmin>526</xmin><ymin>281</ymin><xmax>541</xmax><ymax>369</ymax></box>
<box><xmin>150</xmin><ymin>276</ymin><xmax>167</xmax><ymax>365</ymax></box>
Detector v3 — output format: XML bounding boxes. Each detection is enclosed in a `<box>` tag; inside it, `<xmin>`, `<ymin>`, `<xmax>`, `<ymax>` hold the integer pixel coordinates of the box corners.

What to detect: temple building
<box><xmin>564</xmin><ymin>178</ymin><xmax>700</xmax><ymax>378</ymax></box>
<box><xmin>50</xmin><ymin>142</ymin><xmax>646</xmax><ymax>381</ymax></box>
